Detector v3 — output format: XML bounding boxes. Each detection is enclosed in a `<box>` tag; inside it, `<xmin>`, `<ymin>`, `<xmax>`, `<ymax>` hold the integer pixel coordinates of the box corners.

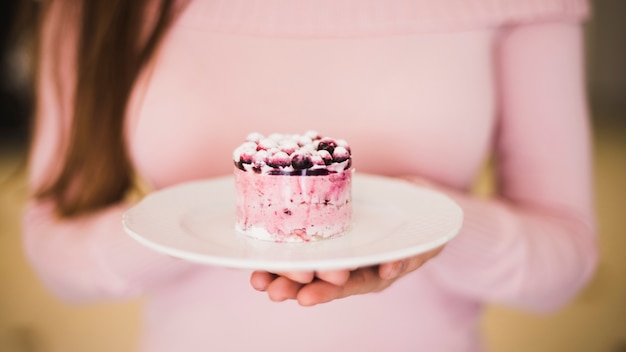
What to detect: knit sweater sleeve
<box><xmin>423</xmin><ymin>21</ymin><xmax>597</xmax><ymax>312</ymax></box>
<box><xmin>20</xmin><ymin>4</ymin><xmax>197</xmax><ymax>304</ymax></box>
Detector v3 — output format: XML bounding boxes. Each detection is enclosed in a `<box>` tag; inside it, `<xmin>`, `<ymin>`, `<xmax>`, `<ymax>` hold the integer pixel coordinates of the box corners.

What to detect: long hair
<box><xmin>25</xmin><ymin>0</ymin><xmax>185</xmax><ymax>217</ymax></box>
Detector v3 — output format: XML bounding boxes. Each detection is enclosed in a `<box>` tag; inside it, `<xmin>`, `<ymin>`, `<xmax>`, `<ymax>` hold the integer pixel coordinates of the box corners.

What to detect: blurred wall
<box><xmin>586</xmin><ymin>0</ymin><xmax>626</xmax><ymax>116</ymax></box>
<box><xmin>0</xmin><ymin>1</ymin><xmax>30</xmax><ymax>138</ymax></box>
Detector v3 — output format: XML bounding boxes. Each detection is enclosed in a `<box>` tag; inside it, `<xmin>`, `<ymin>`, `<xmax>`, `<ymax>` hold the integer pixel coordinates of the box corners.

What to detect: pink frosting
<box><xmin>234</xmin><ymin>167</ymin><xmax>352</xmax><ymax>242</ymax></box>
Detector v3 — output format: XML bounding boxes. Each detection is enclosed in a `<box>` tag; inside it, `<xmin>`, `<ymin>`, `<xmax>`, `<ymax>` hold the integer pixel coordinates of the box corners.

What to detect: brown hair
<box><xmin>27</xmin><ymin>0</ymin><xmax>186</xmax><ymax>217</ymax></box>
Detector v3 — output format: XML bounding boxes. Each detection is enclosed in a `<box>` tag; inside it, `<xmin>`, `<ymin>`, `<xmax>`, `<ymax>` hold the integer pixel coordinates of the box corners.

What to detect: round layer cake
<box><xmin>233</xmin><ymin>131</ymin><xmax>353</xmax><ymax>242</ymax></box>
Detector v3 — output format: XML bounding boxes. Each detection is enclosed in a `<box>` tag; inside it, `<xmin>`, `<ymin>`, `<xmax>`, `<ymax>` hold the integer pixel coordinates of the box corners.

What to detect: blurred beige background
<box><xmin>1</xmin><ymin>0</ymin><xmax>625</xmax><ymax>351</ymax></box>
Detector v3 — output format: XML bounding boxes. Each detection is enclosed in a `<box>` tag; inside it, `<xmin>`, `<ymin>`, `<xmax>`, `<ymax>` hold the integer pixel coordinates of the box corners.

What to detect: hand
<box><xmin>249</xmin><ymin>245</ymin><xmax>443</xmax><ymax>306</ymax></box>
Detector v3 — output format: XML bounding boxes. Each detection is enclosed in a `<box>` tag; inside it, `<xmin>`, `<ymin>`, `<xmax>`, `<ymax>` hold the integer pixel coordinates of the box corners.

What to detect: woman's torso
<box><xmin>127</xmin><ymin>2</ymin><xmax>497</xmax><ymax>350</ymax></box>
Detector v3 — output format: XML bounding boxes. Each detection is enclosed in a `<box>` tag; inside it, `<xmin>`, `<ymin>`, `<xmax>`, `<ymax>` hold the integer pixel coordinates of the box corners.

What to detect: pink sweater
<box><xmin>23</xmin><ymin>1</ymin><xmax>597</xmax><ymax>351</ymax></box>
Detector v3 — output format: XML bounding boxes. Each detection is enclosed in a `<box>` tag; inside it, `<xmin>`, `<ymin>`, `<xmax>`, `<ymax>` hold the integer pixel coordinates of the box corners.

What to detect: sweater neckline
<box><xmin>177</xmin><ymin>0</ymin><xmax>589</xmax><ymax>37</ymax></box>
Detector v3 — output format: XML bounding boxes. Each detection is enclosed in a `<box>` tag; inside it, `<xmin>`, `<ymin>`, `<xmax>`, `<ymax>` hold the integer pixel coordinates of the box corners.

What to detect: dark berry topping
<box><xmin>291</xmin><ymin>152</ymin><xmax>313</xmax><ymax>170</ymax></box>
<box><xmin>234</xmin><ymin>132</ymin><xmax>351</xmax><ymax>174</ymax></box>
<box><xmin>317</xmin><ymin>137</ymin><xmax>337</xmax><ymax>154</ymax></box>
<box><xmin>316</xmin><ymin>150</ymin><xmax>333</xmax><ymax>165</ymax></box>
<box><xmin>239</xmin><ymin>150</ymin><xmax>255</xmax><ymax>164</ymax></box>
<box><xmin>267</xmin><ymin>151</ymin><xmax>291</xmax><ymax>168</ymax></box>
<box><xmin>301</xmin><ymin>168</ymin><xmax>330</xmax><ymax>176</ymax></box>
<box><xmin>267</xmin><ymin>168</ymin><xmax>331</xmax><ymax>176</ymax></box>
<box><xmin>252</xmin><ymin>164</ymin><xmax>263</xmax><ymax>173</ymax></box>
<box><xmin>310</xmin><ymin>153</ymin><xmax>326</xmax><ymax>166</ymax></box>
<box><xmin>332</xmin><ymin>146</ymin><xmax>350</xmax><ymax>163</ymax></box>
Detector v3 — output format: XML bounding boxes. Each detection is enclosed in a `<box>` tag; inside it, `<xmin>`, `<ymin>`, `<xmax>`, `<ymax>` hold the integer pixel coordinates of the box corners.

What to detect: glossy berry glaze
<box><xmin>233</xmin><ymin>131</ymin><xmax>353</xmax><ymax>242</ymax></box>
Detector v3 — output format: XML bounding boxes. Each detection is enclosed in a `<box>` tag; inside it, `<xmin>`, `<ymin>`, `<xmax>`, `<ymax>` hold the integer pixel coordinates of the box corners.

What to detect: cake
<box><xmin>233</xmin><ymin>131</ymin><xmax>353</xmax><ymax>242</ymax></box>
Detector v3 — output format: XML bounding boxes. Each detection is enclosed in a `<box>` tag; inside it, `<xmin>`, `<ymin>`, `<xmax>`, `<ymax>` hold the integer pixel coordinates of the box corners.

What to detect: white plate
<box><xmin>122</xmin><ymin>173</ymin><xmax>463</xmax><ymax>271</ymax></box>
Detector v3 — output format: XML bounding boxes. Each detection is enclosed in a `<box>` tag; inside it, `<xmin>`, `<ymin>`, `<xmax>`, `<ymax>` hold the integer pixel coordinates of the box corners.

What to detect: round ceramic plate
<box><xmin>122</xmin><ymin>173</ymin><xmax>463</xmax><ymax>271</ymax></box>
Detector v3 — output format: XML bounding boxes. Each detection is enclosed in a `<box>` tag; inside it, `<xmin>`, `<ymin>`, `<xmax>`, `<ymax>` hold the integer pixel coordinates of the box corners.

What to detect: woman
<box><xmin>22</xmin><ymin>0</ymin><xmax>597</xmax><ymax>351</ymax></box>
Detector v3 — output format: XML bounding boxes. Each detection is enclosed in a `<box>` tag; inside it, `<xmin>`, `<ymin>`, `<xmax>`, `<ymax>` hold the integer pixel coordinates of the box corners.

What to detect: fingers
<box><xmin>250</xmin><ymin>246</ymin><xmax>445</xmax><ymax>306</ymax></box>
<box><xmin>295</xmin><ymin>280</ymin><xmax>343</xmax><ymax>306</ymax></box>
<box><xmin>250</xmin><ymin>271</ymin><xmax>276</xmax><ymax>291</ymax></box>
<box><xmin>314</xmin><ymin>269</ymin><xmax>351</xmax><ymax>286</ymax></box>
<box><xmin>266</xmin><ymin>276</ymin><xmax>304</xmax><ymax>302</ymax></box>
<box><xmin>254</xmin><ymin>268</ymin><xmax>350</xmax><ymax>288</ymax></box>
<box><xmin>297</xmin><ymin>267</ymin><xmax>381</xmax><ymax>306</ymax></box>
<box><xmin>250</xmin><ymin>269</ymin><xmax>349</xmax><ymax>303</ymax></box>
<box><xmin>378</xmin><ymin>256</ymin><xmax>423</xmax><ymax>280</ymax></box>
<box><xmin>378</xmin><ymin>246</ymin><xmax>444</xmax><ymax>280</ymax></box>
<box><xmin>276</xmin><ymin>270</ymin><xmax>351</xmax><ymax>286</ymax></box>
<box><xmin>275</xmin><ymin>271</ymin><xmax>315</xmax><ymax>284</ymax></box>
<box><xmin>250</xmin><ymin>271</ymin><xmax>305</xmax><ymax>301</ymax></box>
<box><xmin>378</xmin><ymin>260</ymin><xmax>407</xmax><ymax>280</ymax></box>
